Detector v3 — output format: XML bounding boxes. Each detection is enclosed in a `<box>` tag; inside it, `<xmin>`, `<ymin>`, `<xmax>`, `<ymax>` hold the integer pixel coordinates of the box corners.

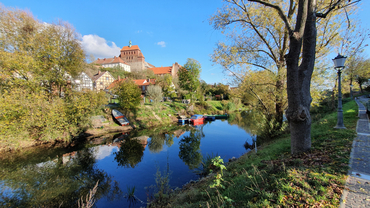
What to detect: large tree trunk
<box><xmin>285</xmin><ymin>0</ymin><xmax>316</xmax><ymax>155</ymax></box>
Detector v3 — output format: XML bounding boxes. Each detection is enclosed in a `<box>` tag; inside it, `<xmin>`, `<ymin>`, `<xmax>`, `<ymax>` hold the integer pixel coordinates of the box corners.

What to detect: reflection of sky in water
<box><xmin>95</xmin><ymin>119</ymin><xmax>253</xmax><ymax>208</ymax></box>
<box><xmin>1</xmin><ymin>118</ymin><xmax>255</xmax><ymax>208</ymax></box>
<box><xmin>91</xmin><ymin>145</ymin><xmax>118</xmax><ymax>161</ymax></box>
<box><xmin>0</xmin><ymin>181</ymin><xmax>13</xmax><ymax>199</ymax></box>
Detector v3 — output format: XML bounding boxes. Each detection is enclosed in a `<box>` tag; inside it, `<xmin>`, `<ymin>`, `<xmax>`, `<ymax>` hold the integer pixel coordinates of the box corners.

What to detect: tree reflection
<box><xmin>178</xmin><ymin>126</ymin><xmax>205</xmax><ymax>169</ymax></box>
<box><xmin>147</xmin><ymin>132</ymin><xmax>175</xmax><ymax>153</ymax></box>
<box><xmin>228</xmin><ymin>111</ymin><xmax>284</xmax><ymax>150</ymax></box>
<box><xmin>114</xmin><ymin>138</ymin><xmax>145</xmax><ymax>168</ymax></box>
<box><xmin>0</xmin><ymin>148</ymin><xmax>121</xmax><ymax>208</ymax></box>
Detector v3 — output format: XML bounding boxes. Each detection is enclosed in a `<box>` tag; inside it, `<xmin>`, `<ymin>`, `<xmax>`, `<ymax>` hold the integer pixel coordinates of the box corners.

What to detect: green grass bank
<box><xmin>149</xmin><ymin>99</ymin><xmax>358</xmax><ymax>207</ymax></box>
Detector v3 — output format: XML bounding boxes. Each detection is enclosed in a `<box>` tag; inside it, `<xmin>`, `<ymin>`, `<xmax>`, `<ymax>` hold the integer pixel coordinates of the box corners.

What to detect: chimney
<box><xmin>97</xmin><ymin>58</ymin><xmax>100</xmax><ymax>60</ymax></box>
<box><xmin>114</xmin><ymin>56</ymin><xmax>116</xmax><ymax>58</ymax></box>
<box><xmin>148</xmin><ymin>78</ymin><xmax>150</xmax><ymax>82</ymax></box>
<box><xmin>118</xmin><ymin>75</ymin><xmax>120</xmax><ymax>81</ymax></box>
<box><xmin>98</xmin><ymin>71</ymin><xmax>101</xmax><ymax>75</ymax></box>
<box><xmin>103</xmin><ymin>58</ymin><xmax>106</xmax><ymax>60</ymax></box>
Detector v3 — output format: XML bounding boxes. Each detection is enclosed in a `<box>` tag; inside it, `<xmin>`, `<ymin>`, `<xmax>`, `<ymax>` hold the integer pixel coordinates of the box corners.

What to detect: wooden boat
<box><xmin>112</xmin><ymin>109</ymin><xmax>130</xmax><ymax>126</ymax></box>
<box><xmin>190</xmin><ymin>114</ymin><xmax>205</xmax><ymax>125</ymax></box>
<box><xmin>205</xmin><ymin>114</ymin><xmax>228</xmax><ymax>119</ymax></box>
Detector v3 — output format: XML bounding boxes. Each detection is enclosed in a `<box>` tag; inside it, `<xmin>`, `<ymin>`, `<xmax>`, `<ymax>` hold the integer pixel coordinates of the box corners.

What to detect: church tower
<box><xmin>119</xmin><ymin>41</ymin><xmax>146</xmax><ymax>72</ymax></box>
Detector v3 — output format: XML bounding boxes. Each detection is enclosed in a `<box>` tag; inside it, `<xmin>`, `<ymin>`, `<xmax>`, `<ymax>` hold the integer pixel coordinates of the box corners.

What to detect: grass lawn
<box><xmin>150</xmin><ymin>100</ymin><xmax>358</xmax><ymax>207</ymax></box>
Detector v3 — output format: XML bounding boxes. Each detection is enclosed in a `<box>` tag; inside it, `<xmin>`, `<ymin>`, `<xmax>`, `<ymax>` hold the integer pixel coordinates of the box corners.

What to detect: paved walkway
<box><xmin>340</xmin><ymin>97</ymin><xmax>370</xmax><ymax>207</ymax></box>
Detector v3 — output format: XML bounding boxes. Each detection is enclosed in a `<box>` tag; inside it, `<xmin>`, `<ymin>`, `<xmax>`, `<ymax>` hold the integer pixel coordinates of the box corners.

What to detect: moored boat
<box><xmin>190</xmin><ymin>114</ymin><xmax>205</xmax><ymax>125</ymax></box>
<box><xmin>204</xmin><ymin>116</ymin><xmax>216</xmax><ymax>121</ymax></box>
<box><xmin>205</xmin><ymin>114</ymin><xmax>228</xmax><ymax>119</ymax></box>
<box><xmin>112</xmin><ymin>109</ymin><xmax>130</xmax><ymax>126</ymax></box>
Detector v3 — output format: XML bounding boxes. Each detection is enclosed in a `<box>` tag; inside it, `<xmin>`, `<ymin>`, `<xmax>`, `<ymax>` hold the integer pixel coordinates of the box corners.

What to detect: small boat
<box><xmin>204</xmin><ymin>116</ymin><xmax>215</xmax><ymax>121</ymax></box>
<box><xmin>112</xmin><ymin>109</ymin><xmax>130</xmax><ymax>126</ymax></box>
<box><xmin>178</xmin><ymin>118</ymin><xmax>190</xmax><ymax>125</ymax></box>
<box><xmin>190</xmin><ymin>114</ymin><xmax>205</xmax><ymax>125</ymax></box>
<box><xmin>205</xmin><ymin>114</ymin><xmax>228</xmax><ymax>119</ymax></box>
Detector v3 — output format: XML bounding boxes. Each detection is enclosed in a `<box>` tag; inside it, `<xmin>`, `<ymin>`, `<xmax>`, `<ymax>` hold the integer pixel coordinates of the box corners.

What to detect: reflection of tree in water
<box><xmin>228</xmin><ymin>111</ymin><xmax>279</xmax><ymax>149</ymax></box>
<box><xmin>0</xmin><ymin>148</ymin><xmax>121</xmax><ymax>208</ymax></box>
<box><xmin>148</xmin><ymin>132</ymin><xmax>175</xmax><ymax>153</ymax></box>
<box><xmin>178</xmin><ymin>126</ymin><xmax>205</xmax><ymax>169</ymax></box>
<box><xmin>114</xmin><ymin>138</ymin><xmax>145</xmax><ymax>168</ymax></box>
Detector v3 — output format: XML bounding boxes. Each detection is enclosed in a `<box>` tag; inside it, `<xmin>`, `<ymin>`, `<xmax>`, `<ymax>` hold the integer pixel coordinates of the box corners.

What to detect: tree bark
<box><xmin>285</xmin><ymin>0</ymin><xmax>316</xmax><ymax>154</ymax></box>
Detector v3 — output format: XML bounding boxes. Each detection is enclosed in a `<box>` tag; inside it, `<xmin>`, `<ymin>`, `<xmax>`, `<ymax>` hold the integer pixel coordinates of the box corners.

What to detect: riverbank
<box><xmin>0</xmin><ymin>100</ymin><xmax>242</xmax><ymax>153</ymax></box>
<box><xmin>149</xmin><ymin>99</ymin><xmax>359</xmax><ymax>207</ymax></box>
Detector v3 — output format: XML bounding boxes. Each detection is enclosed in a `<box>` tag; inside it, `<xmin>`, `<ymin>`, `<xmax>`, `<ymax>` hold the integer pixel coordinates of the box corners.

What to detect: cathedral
<box><xmin>118</xmin><ymin>41</ymin><xmax>155</xmax><ymax>72</ymax></box>
<box><xmin>94</xmin><ymin>41</ymin><xmax>180</xmax><ymax>77</ymax></box>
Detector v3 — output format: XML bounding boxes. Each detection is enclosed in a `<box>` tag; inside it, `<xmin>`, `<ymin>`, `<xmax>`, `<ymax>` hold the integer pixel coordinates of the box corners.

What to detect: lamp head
<box><xmin>333</xmin><ymin>54</ymin><xmax>347</xmax><ymax>68</ymax></box>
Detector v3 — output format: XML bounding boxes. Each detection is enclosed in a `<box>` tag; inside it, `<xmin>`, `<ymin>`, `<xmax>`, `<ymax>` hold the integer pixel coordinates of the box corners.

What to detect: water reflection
<box><xmin>0</xmin><ymin>148</ymin><xmax>121</xmax><ymax>208</ymax></box>
<box><xmin>179</xmin><ymin>126</ymin><xmax>205</xmax><ymax>170</ymax></box>
<box><xmin>1</xmin><ymin>116</ymin><xmax>261</xmax><ymax>208</ymax></box>
<box><xmin>148</xmin><ymin>132</ymin><xmax>175</xmax><ymax>153</ymax></box>
<box><xmin>114</xmin><ymin>138</ymin><xmax>145</xmax><ymax>168</ymax></box>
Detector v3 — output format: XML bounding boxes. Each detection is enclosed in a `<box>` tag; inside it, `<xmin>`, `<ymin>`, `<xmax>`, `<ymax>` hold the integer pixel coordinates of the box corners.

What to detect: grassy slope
<box><xmin>151</xmin><ymin>100</ymin><xmax>358</xmax><ymax>207</ymax></box>
<box><xmin>126</xmin><ymin>100</ymin><xmax>245</xmax><ymax>129</ymax></box>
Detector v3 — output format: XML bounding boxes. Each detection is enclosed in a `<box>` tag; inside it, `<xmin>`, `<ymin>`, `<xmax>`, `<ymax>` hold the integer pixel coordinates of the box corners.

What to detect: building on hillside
<box><xmin>73</xmin><ymin>72</ymin><xmax>93</xmax><ymax>91</ymax></box>
<box><xmin>93</xmin><ymin>56</ymin><xmax>131</xmax><ymax>72</ymax></box>
<box><xmin>149</xmin><ymin>62</ymin><xmax>181</xmax><ymax>77</ymax></box>
<box><xmin>119</xmin><ymin>41</ymin><xmax>155</xmax><ymax>72</ymax></box>
<box><xmin>107</xmin><ymin>77</ymin><xmax>156</xmax><ymax>95</ymax></box>
<box><xmin>92</xmin><ymin>71</ymin><xmax>115</xmax><ymax>91</ymax></box>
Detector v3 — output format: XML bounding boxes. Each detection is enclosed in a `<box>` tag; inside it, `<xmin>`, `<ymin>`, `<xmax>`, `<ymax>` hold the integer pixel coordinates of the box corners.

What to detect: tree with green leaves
<box><xmin>178</xmin><ymin>58</ymin><xmax>202</xmax><ymax>103</ymax></box>
<box><xmin>211</xmin><ymin>0</ymin><xmax>361</xmax><ymax>154</ymax></box>
<box><xmin>156</xmin><ymin>74</ymin><xmax>176</xmax><ymax>98</ymax></box>
<box><xmin>0</xmin><ymin>6</ymin><xmax>84</xmax><ymax>97</ymax></box>
<box><xmin>113</xmin><ymin>79</ymin><xmax>142</xmax><ymax>114</ymax></box>
<box><xmin>146</xmin><ymin>85</ymin><xmax>163</xmax><ymax>107</ymax></box>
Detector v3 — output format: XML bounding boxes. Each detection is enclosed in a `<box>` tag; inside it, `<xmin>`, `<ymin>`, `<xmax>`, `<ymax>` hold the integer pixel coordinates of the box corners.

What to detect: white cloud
<box><xmin>157</xmin><ymin>41</ymin><xmax>166</xmax><ymax>47</ymax></box>
<box><xmin>81</xmin><ymin>34</ymin><xmax>121</xmax><ymax>59</ymax></box>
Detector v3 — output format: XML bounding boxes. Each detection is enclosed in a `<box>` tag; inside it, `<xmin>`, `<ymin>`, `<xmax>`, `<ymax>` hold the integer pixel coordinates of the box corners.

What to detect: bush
<box><xmin>225</xmin><ymin>102</ymin><xmax>236</xmax><ymax>112</ymax></box>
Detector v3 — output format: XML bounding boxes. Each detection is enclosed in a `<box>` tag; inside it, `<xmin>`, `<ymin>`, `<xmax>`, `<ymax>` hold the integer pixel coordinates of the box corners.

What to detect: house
<box><xmin>93</xmin><ymin>56</ymin><xmax>131</xmax><ymax>72</ymax></box>
<box><xmin>73</xmin><ymin>72</ymin><xmax>93</xmax><ymax>91</ymax></box>
<box><xmin>133</xmin><ymin>78</ymin><xmax>156</xmax><ymax>94</ymax></box>
<box><xmin>92</xmin><ymin>71</ymin><xmax>115</xmax><ymax>91</ymax></box>
<box><xmin>149</xmin><ymin>62</ymin><xmax>181</xmax><ymax>77</ymax></box>
<box><xmin>107</xmin><ymin>77</ymin><xmax>156</xmax><ymax>95</ymax></box>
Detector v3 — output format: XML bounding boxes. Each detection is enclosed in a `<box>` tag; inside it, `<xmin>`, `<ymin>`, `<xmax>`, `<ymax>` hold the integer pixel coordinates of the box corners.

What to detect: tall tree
<box><xmin>0</xmin><ymin>6</ymin><xmax>84</xmax><ymax>96</ymax></box>
<box><xmin>211</xmin><ymin>0</ymin><xmax>360</xmax><ymax>154</ymax></box>
<box><xmin>113</xmin><ymin>79</ymin><xmax>142</xmax><ymax>114</ymax></box>
<box><xmin>178</xmin><ymin>58</ymin><xmax>202</xmax><ymax>103</ymax></box>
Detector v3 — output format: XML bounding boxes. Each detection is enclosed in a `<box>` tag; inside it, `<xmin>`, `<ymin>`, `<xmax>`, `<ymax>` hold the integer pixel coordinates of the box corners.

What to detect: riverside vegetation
<box><xmin>148</xmin><ymin>98</ymin><xmax>358</xmax><ymax>207</ymax></box>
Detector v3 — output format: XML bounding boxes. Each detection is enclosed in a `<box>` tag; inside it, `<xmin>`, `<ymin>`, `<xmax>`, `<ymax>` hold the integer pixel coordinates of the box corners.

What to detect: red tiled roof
<box><xmin>133</xmin><ymin>79</ymin><xmax>156</xmax><ymax>86</ymax></box>
<box><xmin>93</xmin><ymin>56</ymin><xmax>129</xmax><ymax>65</ymax></box>
<box><xmin>120</xmin><ymin>45</ymin><xmax>140</xmax><ymax>51</ymax></box>
<box><xmin>106</xmin><ymin>78</ymin><xmax>156</xmax><ymax>90</ymax></box>
<box><xmin>149</xmin><ymin>66</ymin><xmax>172</xmax><ymax>75</ymax></box>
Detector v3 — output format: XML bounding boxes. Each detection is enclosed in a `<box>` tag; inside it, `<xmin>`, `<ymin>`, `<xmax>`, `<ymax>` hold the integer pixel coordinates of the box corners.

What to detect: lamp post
<box><xmin>333</xmin><ymin>54</ymin><xmax>347</xmax><ymax>129</ymax></box>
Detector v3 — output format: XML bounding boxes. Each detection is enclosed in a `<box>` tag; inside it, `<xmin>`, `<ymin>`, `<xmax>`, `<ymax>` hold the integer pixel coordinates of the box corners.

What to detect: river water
<box><xmin>0</xmin><ymin>113</ymin><xmax>259</xmax><ymax>207</ymax></box>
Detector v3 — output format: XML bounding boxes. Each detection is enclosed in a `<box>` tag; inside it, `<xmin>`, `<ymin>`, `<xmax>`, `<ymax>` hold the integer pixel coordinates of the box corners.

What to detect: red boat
<box><xmin>190</xmin><ymin>114</ymin><xmax>205</xmax><ymax>125</ymax></box>
<box><xmin>112</xmin><ymin>109</ymin><xmax>130</xmax><ymax>126</ymax></box>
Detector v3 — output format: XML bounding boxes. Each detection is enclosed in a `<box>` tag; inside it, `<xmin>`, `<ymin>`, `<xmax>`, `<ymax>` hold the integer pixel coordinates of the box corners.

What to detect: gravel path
<box><xmin>340</xmin><ymin>97</ymin><xmax>370</xmax><ymax>207</ymax></box>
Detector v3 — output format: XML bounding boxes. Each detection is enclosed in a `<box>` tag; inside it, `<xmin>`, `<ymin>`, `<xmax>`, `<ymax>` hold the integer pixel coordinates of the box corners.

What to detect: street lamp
<box><xmin>333</xmin><ymin>53</ymin><xmax>347</xmax><ymax>129</ymax></box>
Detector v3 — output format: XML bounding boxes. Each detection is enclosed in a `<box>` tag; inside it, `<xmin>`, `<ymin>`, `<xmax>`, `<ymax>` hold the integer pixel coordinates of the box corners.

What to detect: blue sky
<box><xmin>2</xmin><ymin>0</ymin><xmax>369</xmax><ymax>85</ymax></box>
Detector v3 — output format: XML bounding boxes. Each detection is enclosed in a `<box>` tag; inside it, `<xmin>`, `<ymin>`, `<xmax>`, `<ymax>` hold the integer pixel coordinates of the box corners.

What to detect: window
<box><xmin>106</xmin><ymin>77</ymin><xmax>109</xmax><ymax>81</ymax></box>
